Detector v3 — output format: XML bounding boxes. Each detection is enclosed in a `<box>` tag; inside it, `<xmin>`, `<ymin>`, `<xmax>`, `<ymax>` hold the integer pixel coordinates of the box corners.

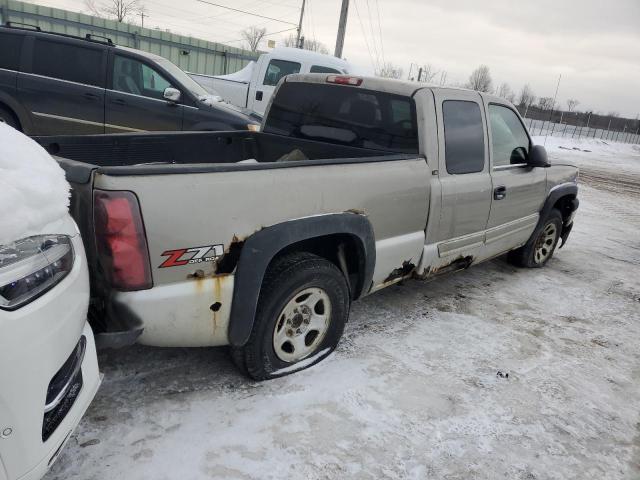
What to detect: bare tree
<box><xmin>607</xmin><ymin>111</ymin><xmax>620</xmax><ymax>118</ymax></box>
<box><xmin>282</xmin><ymin>34</ymin><xmax>329</xmax><ymax>54</ymax></box>
<box><xmin>376</xmin><ymin>62</ymin><xmax>403</xmax><ymax>79</ymax></box>
<box><xmin>416</xmin><ymin>64</ymin><xmax>439</xmax><ymax>83</ymax></box>
<box><xmin>496</xmin><ymin>82</ymin><xmax>514</xmax><ymax>101</ymax></box>
<box><xmin>241</xmin><ymin>26</ymin><xmax>266</xmax><ymax>52</ymax></box>
<box><xmin>518</xmin><ymin>84</ymin><xmax>536</xmax><ymax>108</ymax></box>
<box><xmin>438</xmin><ymin>70</ymin><xmax>448</xmax><ymax>86</ymax></box>
<box><xmin>566</xmin><ymin>99</ymin><xmax>580</xmax><ymax>112</ymax></box>
<box><xmin>538</xmin><ymin>96</ymin><xmax>555</xmax><ymax>110</ymax></box>
<box><xmin>466</xmin><ymin>64</ymin><xmax>492</xmax><ymax>93</ymax></box>
<box><xmin>85</xmin><ymin>0</ymin><xmax>141</xmax><ymax>22</ymax></box>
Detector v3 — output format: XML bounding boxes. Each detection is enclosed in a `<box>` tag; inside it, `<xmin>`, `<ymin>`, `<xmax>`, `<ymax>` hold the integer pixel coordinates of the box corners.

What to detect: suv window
<box><xmin>489</xmin><ymin>104</ymin><xmax>530</xmax><ymax>166</ymax></box>
<box><xmin>33</xmin><ymin>39</ymin><xmax>104</xmax><ymax>87</ymax></box>
<box><xmin>264</xmin><ymin>82</ymin><xmax>418</xmax><ymax>154</ymax></box>
<box><xmin>113</xmin><ymin>55</ymin><xmax>173</xmax><ymax>100</ymax></box>
<box><xmin>263</xmin><ymin>59</ymin><xmax>301</xmax><ymax>86</ymax></box>
<box><xmin>442</xmin><ymin>100</ymin><xmax>485</xmax><ymax>174</ymax></box>
<box><xmin>309</xmin><ymin>65</ymin><xmax>341</xmax><ymax>74</ymax></box>
<box><xmin>0</xmin><ymin>33</ymin><xmax>24</xmax><ymax>71</ymax></box>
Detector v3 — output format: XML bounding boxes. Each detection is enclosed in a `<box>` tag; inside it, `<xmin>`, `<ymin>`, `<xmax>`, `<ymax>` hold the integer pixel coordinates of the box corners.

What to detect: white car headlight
<box><xmin>0</xmin><ymin>235</ymin><xmax>74</xmax><ymax>310</ymax></box>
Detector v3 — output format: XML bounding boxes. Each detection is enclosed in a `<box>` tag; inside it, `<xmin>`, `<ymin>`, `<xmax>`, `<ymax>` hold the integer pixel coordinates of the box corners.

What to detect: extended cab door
<box><xmin>105</xmin><ymin>53</ymin><xmax>183</xmax><ymax>132</ymax></box>
<box><xmin>248</xmin><ymin>58</ymin><xmax>300</xmax><ymax>116</ymax></box>
<box><xmin>431</xmin><ymin>89</ymin><xmax>492</xmax><ymax>262</ymax></box>
<box><xmin>17</xmin><ymin>35</ymin><xmax>106</xmax><ymax>135</ymax></box>
<box><xmin>484</xmin><ymin>101</ymin><xmax>546</xmax><ymax>257</ymax></box>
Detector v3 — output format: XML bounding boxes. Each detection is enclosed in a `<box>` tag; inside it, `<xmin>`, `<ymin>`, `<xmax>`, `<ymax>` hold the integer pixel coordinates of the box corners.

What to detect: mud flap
<box><xmin>559</xmin><ymin>222</ymin><xmax>574</xmax><ymax>249</ymax></box>
<box><xmin>94</xmin><ymin>299</ymin><xmax>144</xmax><ymax>349</ymax></box>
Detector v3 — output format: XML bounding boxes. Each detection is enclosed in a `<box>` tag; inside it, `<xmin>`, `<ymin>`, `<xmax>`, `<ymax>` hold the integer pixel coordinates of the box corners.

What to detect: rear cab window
<box><xmin>309</xmin><ymin>65</ymin><xmax>342</xmax><ymax>74</ymax></box>
<box><xmin>32</xmin><ymin>38</ymin><xmax>105</xmax><ymax>87</ymax></box>
<box><xmin>442</xmin><ymin>100</ymin><xmax>485</xmax><ymax>174</ymax></box>
<box><xmin>264</xmin><ymin>82</ymin><xmax>418</xmax><ymax>154</ymax></box>
<box><xmin>0</xmin><ymin>32</ymin><xmax>24</xmax><ymax>71</ymax></box>
<box><xmin>263</xmin><ymin>60</ymin><xmax>301</xmax><ymax>86</ymax></box>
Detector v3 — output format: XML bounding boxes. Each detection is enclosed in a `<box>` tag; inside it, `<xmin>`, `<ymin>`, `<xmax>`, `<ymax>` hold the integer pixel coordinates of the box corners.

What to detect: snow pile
<box><xmin>0</xmin><ymin>123</ymin><xmax>70</xmax><ymax>245</ymax></box>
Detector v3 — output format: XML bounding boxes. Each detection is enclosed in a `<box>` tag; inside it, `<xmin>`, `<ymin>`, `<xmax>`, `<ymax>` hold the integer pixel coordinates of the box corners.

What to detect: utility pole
<box><xmin>334</xmin><ymin>0</ymin><xmax>349</xmax><ymax>58</ymax></box>
<box><xmin>140</xmin><ymin>10</ymin><xmax>146</xmax><ymax>28</ymax></box>
<box><xmin>296</xmin><ymin>0</ymin><xmax>306</xmax><ymax>49</ymax></box>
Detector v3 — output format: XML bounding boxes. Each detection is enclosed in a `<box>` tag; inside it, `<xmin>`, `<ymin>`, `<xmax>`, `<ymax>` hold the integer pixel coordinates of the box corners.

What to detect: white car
<box><xmin>0</xmin><ymin>124</ymin><xmax>100</xmax><ymax>480</ymax></box>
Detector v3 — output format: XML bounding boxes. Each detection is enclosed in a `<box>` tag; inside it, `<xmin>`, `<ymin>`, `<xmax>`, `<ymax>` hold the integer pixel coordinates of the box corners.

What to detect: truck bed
<box><xmin>36</xmin><ymin>131</ymin><xmax>402</xmax><ymax>183</ymax></box>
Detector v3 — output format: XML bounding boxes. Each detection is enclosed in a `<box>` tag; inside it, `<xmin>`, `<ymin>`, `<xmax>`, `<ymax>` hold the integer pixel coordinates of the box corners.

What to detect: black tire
<box><xmin>231</xmin><ymin>252</ymin><xmax>350</xmax><ymax>380</ymax></box>
<box><xmin>0</xmin><ymin>106</ymin><xmax>20</xmax><ymax>130</ymax></box>
<box><xmin>508</xmin><ymin>209</ymin><xmax>563</xmax><ymax>268</ymax></box>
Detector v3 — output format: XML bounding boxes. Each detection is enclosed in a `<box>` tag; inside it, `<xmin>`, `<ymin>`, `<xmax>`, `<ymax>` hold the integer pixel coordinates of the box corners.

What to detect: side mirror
<box><xmin>528</xmin><ymin>145</ymin><xmax>550</xmax><ymax>168</ymax></box>
<box><xmin>163</xmin><ymin>87</ymin><xmax>181</xmax><ymax>103</ymax></box>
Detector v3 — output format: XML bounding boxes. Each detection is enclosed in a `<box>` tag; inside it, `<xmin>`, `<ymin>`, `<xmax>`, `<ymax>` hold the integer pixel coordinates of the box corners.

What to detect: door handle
<box><xmin>494</xmin><ymin>186</ymin><xmax>507</xmax><ymax>200</ymax></box>
<box><xmin>83</xmin><ymin>92</ymin><xmax>99</xmax><ymax>101</ymax></box>
<box><xmin>255</xmin><ymin>90</ymin><xmax>263</xmax><ymax>101</ymax></box>
<box><xmin>112</xmin><ymin>98</ymin><xmax>126</xmax><ymax>106</ymax></box>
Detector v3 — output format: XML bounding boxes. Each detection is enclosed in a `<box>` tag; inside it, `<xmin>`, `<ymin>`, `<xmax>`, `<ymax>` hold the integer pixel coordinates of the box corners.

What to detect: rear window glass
<box><xmin>309</xmin><ymin>65</ymin><xmax>342</xmax><ymax>74</ymax></box>
<box><xmin>442</xmin><ymin>100</ymin><xmax>485</xmax><ymax>174</ymax></box>
<box><xmin>263</xmin><ymin>59</ymin><xmax>301</xmax><ymax>86</ymax></box>
<box><xmin>264</xmin><ymin>82</ymin><xmax>419</xmax><ymax>154</ymax></box>
<box><xmin>0</xmin><ymin>33</ymin><xmax>24</xmax><ymax>71</ymax></box>
<box><xmin>33</xmin><ymin>39</ymin><xmax>104</xmax><ymax>87</ymax></box>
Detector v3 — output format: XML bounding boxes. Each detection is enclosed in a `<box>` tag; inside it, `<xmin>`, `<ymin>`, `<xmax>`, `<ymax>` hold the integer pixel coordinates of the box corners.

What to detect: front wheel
<box><xmin>508</xmin><ymin>209</ymin><xmax>563</xmax><ymax>268</ymax></box>
<box><xmin>231</xmin><ymin>252</ymin><xmax>350</xmax><ymax>380</ymax></box>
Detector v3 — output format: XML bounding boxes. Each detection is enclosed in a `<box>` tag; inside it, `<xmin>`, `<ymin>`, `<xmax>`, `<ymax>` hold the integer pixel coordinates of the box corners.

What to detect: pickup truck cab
<box><xmin>188</xmin><ymin>47</ymin><xmax>350</xmax><ymax>117</ymax></box>
<box><xmin>0</xmin><ymin>24</ymin><xmax>257</xmax><ymax>135</ymax></box>
<box><xmin>36</xmin><ymin>74</ymin><xmax>579</xmax><ymax>380</ymax></box>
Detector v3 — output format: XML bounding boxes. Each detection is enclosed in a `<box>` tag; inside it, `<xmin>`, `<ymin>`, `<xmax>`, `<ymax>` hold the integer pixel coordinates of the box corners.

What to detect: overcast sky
<box><xmin>24</xmin><ymin>0</ymin><xmax>640</xmax><ymax>118</ymax></box>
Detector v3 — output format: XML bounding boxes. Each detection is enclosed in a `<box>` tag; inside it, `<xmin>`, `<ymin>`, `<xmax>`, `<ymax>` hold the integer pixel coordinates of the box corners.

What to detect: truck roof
<box><xmin>268</xmin><ymin>47</ymin><xmax>350</xmax><ymax>70</ymax></box>
<box><xmin>284</xmin><ymin>73</ymin><xmax>513</xmax><ymax>106</ymax></box>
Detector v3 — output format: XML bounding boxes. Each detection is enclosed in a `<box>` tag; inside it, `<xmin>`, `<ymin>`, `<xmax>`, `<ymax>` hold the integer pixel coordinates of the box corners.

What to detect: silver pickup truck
<box><xmin>37</xmin><ymin>74</ymin><xmax>579</xmax><ymax>380</ymax></box>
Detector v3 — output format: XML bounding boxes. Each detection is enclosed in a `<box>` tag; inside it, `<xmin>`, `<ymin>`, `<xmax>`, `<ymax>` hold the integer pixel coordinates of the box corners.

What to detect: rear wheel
<box><xmin>508</xmin><ymin>209</ymin><xmax>563</xmax><ymax>268</ymax></box>
<box><xmin>231</xmin><ymin>252</ymin><xmax>350</xmax><ymax>380</ymax></box>
<box><xmin>0</xmin><ymin>106</ymin><xmax>20</xmax><ymax>130</ymax></box>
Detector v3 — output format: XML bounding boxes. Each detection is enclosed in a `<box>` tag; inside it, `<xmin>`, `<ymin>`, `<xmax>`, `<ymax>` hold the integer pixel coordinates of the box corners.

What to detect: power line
<box><xmin>374</xmin><ymin>0</ymin><xmax>385</xmax><ymax>66</ymax></box>
<box><xmin>365</xmin><ymin>0</ymin><xmax>381</xmax><ymax>70</ymax></box>
<box><xmin>195</xmin><ymin>0</ymin><xmax>298</xmax><ymax>26</ymax></box>
<box><xmin>353</xmin><ymin>0</ymin><xmax>377</xmax><ymax>71</ymax></box>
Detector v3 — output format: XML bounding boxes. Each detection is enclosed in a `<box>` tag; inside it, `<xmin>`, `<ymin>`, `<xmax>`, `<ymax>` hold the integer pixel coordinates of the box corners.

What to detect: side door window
<box><xmin>442</xmin><ymin>100</ymin><xmax>485</xmax><ymax>174</ymax></box>
<box><xmin>32</xmin><ymin>39</ymin><xmax>104</xmax><ymax>87</ymax></box>
<box><xmin>488</xmin><ymin>104</ymin><xmax>530</xmax><ymax>166</ymax></box>
<box><xmin>113</xmin><ymin>55</ymin><xmax>174</xmax><ymax>100</ymax></box>
<box><xmin>0</xmin><ymin>32</ymin><xmax>24</xmax><ymax>71</ymax></box>
<box><xmin>263</xmin><ymin>59</ymin><xmax>301</xmax><ymax>86</ymax></box>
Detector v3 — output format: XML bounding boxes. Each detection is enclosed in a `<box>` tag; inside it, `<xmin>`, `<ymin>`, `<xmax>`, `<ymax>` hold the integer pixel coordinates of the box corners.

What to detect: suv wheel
<box><xmin>508</xmin><ymin>209</ymin><xmax>563</xmax><ymax>268</ymax></box>
<box><xmin>231</xmin><ymin>252</ymin><xmax>350</xmax><ymax>380</ymax></box>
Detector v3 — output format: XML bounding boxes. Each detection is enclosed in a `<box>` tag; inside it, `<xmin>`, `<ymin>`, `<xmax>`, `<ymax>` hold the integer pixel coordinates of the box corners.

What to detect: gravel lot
<box><xmin>46</xmin><ymin>140</ymin><xmax>640</xmax><ymax>480</ymax></box>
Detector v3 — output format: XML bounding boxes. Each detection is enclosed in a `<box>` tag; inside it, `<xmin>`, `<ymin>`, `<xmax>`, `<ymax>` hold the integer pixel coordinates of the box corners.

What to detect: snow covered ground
<box><xmin>46</xmin><ymin>138</ymin><xmax>640</xmax><ymax>480</ymax></box>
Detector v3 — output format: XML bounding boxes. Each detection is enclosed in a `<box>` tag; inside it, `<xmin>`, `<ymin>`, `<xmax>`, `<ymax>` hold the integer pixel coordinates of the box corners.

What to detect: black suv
<box><xmin>0</xmin><ymin>24</ymin><xmax>258</xmax><ymax>134</ymax></box>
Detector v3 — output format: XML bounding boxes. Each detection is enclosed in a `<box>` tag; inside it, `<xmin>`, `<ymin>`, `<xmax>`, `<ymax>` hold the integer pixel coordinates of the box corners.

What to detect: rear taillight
<box><xmin>94</xmin><ymin>190</ymin><xmax>152</xmax><ymax>291</ymax></box>
<box><xmin>326</xmin><ymin>75</ymin><xmax>363</xmax><ymax>86</ymax></box>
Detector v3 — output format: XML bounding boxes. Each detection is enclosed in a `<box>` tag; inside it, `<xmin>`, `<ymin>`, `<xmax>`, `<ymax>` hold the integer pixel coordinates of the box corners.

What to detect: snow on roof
<box><xmin>0</xmin><ymin>123</ymin><xmax>70</xmax><ymax>245</ymax></box>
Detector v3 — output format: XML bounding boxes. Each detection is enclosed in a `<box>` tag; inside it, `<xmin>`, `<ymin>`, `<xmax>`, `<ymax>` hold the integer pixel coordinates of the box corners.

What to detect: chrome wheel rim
<box><xmin>534</xmin><ymin>223</ymin><xmax>557</xmax><ymax>264</ymax></box>
<box><xmin>273</xmin><ymin>287</ymin><xmax>331</xmax><ymax>363</ymax></box>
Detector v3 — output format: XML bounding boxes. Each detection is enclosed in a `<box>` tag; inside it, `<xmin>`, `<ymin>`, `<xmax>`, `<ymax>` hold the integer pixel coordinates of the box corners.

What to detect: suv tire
<box><xmin>231</xmin><ymin>252</ymin><xmax>350</xmax><ymax>380</ymax></box>
<box><xmin>508</xmin><ymin>209</ymin><xmax>563</xmax><ymax>268</ymax></box>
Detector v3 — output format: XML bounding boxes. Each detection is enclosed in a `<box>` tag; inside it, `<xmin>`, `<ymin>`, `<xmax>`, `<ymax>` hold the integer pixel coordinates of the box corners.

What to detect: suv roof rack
<box><xmin>5</xmin><ymin>21</ymin><xmax>41</xmax><ymax>31</ymax></box>
<box><xmin>2</xmin><ymin>22</ymin><xmax>115</xmax><ymax>46</ymax></box>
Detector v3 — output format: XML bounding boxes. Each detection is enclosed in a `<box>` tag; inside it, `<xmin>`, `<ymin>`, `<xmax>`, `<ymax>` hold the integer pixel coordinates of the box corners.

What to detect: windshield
<box><xmin>154</xmin><ymin>57</ymin><xmax>209</xmax><ymax>99</ymax></box>
<box><xmin>264</xmin><ymin>82</ymin><xmax>419</xmax><ymax>154</ymax></box>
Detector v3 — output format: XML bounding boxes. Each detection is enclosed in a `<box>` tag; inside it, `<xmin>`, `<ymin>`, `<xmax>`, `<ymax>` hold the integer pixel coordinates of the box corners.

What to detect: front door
<box><xmin>105</xmin><ymin>54</ymin><xmax>183</xmax><ymax>132</ymax></box>
<box><xmin>485</xmin><ymin>103</ymin><xmax>546</xmax><ymax>257</ymax></box>
<box><xmin>18</xmin><ymin>36</ymin><xmax>106</xmax><ymax>135</ymax></box>
<box><xmin>432</xmin><ymin>89</ymin><xmax>492</xmax><ymax>263</ymax></box>
<box><xmin>248</xmin><ymin>58</ymin><xmax>300</xmax><ymax>116</ymax></box>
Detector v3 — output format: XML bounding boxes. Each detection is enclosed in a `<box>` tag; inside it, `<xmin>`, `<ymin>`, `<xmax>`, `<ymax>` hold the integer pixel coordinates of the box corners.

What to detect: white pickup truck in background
<box><xmin>188</xmin><ymin>47</ymin><xmax>351</xmax><ymax>116</ymax></box>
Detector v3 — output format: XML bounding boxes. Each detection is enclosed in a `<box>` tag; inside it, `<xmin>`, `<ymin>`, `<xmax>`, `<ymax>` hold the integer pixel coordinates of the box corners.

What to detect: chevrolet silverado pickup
<box><xmin>36</xmin><ymin>74</ymin><xmax>579</xmax><ymax>380</ymax></box>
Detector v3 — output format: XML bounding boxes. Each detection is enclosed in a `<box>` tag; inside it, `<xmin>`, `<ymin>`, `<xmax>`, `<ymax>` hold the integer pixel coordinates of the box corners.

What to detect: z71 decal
<box><xmin>159</xmin><ymin>244</ymin><xmax>224</xmax><ymax>268</ymax></box>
